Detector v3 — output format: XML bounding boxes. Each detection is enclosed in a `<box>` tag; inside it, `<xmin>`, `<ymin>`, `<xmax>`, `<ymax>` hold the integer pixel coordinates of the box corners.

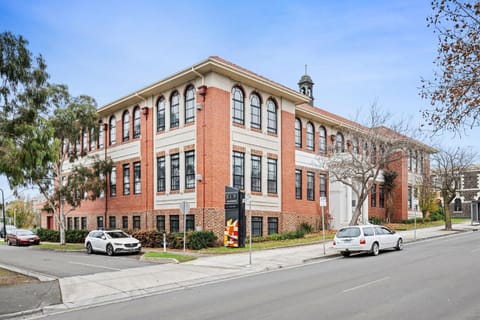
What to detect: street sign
<box><xmin>320</xmin><ymin>197</ymin><xmax>327</xmax><ymax>207</ymax></box>
<box><xmin>180</xmin><ymin>201</ymin><xmax>190</xmax><ymax>215</ymax></box>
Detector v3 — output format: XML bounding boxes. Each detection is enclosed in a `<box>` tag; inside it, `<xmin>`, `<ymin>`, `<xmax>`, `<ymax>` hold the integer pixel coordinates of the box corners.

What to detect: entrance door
<box><xmin>47</xmin><ymin>216</ymin><xmax>53</xmax><ymax>230</ymax></box>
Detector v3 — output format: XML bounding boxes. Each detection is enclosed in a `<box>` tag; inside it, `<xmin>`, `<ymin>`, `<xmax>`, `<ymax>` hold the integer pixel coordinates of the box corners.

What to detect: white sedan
<box><xmin>333</xmin><ymin>225</ymin><xmax>403</xmax><ymax>257</ymax></box>
<box><xmin>85</xmin><ymin>230</ymin><xmax>141</xmax><ymax>256</ymax></box>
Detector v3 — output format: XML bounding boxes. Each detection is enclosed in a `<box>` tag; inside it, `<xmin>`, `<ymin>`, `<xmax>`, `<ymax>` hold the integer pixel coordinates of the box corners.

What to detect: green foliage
<box><xmin>132</xmin><ymin>230</ymin><xmax>218</xmax><ymax>249</ymax></box>
<box><xmin>35</xmin><ymin>228</ymin><xmax>60</xmax><ymax>242</ymax></box>
<box><xmin>298</xmin><ymin>222</ymin><xmax>314</xmax><ymax>234</ymax></box>
<box><xmin>429</xmin><ymin>208</ymin><xmax>445</xmax><ymax>222</ymax></box>
<box><xmin>130</xmin><ymin>229</ymin><xmax>163</xmax><ymax>248</ymax></box>
<box><xmin>65</xmin><ymin>229</ymin><xmax>89</xmax><ymax>243</ymax></box>
<box><xmin>35</xmin><ymin>228</ymin><xmax>90</xmax><ymax>243</ymax></box>
<box><xmin>369</xmin><ymin>216</ymin><xmax>384</xmax><ymax>225</ymax></box>
<box><xmin>251</xmin><ymin>230</ymin><xmax>305</xmax><ymax>243</ymax></box>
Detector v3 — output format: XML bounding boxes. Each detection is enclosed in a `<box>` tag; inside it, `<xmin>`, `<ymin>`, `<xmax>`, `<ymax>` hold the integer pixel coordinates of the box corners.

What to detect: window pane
<box><xmin>268</xmin><ymin>158</ymin><xmax>277</xmax><ymax>194</ymax></box>
<box><xmin>185</xmin><ymin>86</ymin><xmax>195</xmax><ymax>123</ymax></box>
<box><xmin>123</xmin><ymin>164</ymin><xmax>130</xmax><ymax>195</ymax></box>
<box><xmin>156</xmin><ymin>215</ymin><xmax>165</xmax><ymax>232</ymax></box>
<box><xmin>170</xmin><ymin>91</ymin><xmax>179</xmax><ymax>128</ymax></box>
<box><xmin>171</xmin><ymin>154</ymin><xmax>180</xmax><ymax>190</ymax></box>
<box><xmin>170</xmin><ymin>215</ymin><xmax>179</xmax><ymax>233</ymax></box>
<box><xmin>295</xmin><ymin>118</ymin><xmax>302</xmax><ymax>148</ymax></box>
<box><xmin>306</xmin><ymin>123</ymin><xmax>314</xmax><ymax>150</ymax></box>
<box><xmin>110</xmin><ymin>167</ymin><xmax>117</xmax><ymax>196</ymax></box>
<box><xmin>307</xmin><ymin>172</ymin><xmax>315</xmax><ymax>201</ymax></box>
<box><xmin>267</xmin><ymin>100</ymin><xmax>277</xmax><ymax>134</ymax></box>
<box><xmin>319</xmin><ymin>126</ymin><xmax>327</xmax><ymax>153</ymax></box>
<box><xmin>251</xmin><ymin>155</ymin><xmax>262</xmax><ymax>192</ymax></box>
<box><xmin>133</xmin><ymin>107</ymin><xmax>141</xmax><ymax>139</ymax></box>
<box><xmin>250</xmin><ymin>94</ymin><xmax>261</xmax><ymax>129</ymax></box>
<box><xmin>233</xmin><ymin>151</ymin><xmax>244</xmax><ymax>190</ymax></box>
<box><xmin>268</xmin><ymin>217</ymin><xmax>278</xmax><ymax>235</ymax></box>
<box><xmin>157</xmin><ymin>156</ymin><xmax>165</xmax><ymax>192</ymax></box>
<box><xmin>109</xmin><ymin>116</ymin><xmax>116</xmax><ymax>145</ymax></box>
<box><xmin>122</xmin><ymin>111</ymin><xmax>130</xmax><ymax>142</ymax></box>
<box><xmin>185</xmin><ymin>151</ymin><xmax>195</xmax><ymax>189</ymax></box>
<box><xmin>252</xmin><ymin>216</ymin><xmax>263</xmax><ymax>237</ymax></box>
<box><xmin>157</xmin><ymin>97</ymin><xmax>165</xmax><ymax>131</ymax></box>
<box><xmin>295</xmin><ymin>170</ymin><xmax>302</xmax><ymax>199</ymax></box>
<box><xmin>232</xmin><ymin>87</ymin><xmax>244</xmax><ymax>125</ymax></box>
<box><xmin>134</xmin><ymin>161</ymin><xmax>141</xmax><ymax>194</ymax></box>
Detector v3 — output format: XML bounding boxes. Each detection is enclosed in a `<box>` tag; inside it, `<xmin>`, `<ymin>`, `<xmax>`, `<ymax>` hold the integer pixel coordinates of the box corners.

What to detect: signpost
<box><xmin>245</xmin><ymin>193</ymin><xmax>252</xmax><ymax>265</ymax></box>
<box><xmin>180</xmin><ymin>201</ymin><xmax>190</xmax><ymax>253</ymax></box>
<box><xmin>320</xmin><ymin>196</ymin><xmax>327</xmax><ymax>255</ymax></box>
<box><xmin>413</xmin><ymin>198</ymin><xmax>418</xmax><ymax>241</ymax></box>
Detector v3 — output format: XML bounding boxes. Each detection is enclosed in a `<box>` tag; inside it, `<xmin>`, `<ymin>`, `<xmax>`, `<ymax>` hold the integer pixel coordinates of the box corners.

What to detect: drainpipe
<box><xmin>192</xmin><ymin>67</ymin><xmax>207</xmax><ymax>230</ymax></box>
<box><xmin>136</xmin><ymin>92</ymin><xmax>149</xmax><ymax>230</ymax></box>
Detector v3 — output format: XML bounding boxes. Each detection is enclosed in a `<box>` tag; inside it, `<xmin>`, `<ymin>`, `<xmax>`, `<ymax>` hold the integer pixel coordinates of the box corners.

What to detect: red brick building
<box><xmin>41</xmin><ymin>57</ymin><xmax>434</xmax><ymax>235</ymax></box>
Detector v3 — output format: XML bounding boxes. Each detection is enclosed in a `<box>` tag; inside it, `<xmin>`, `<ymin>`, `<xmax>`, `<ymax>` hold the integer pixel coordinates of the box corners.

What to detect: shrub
<box><xmin>369</xmin><ymin>216</ymin><xmax>384</xmax><ymax>225</ymax></box>
<box><xmin>298</xmin><ymin>222</ymin><xmax>314</xmax><ymax>234</ymax></box>
<box><xmin>429</xmin><ymin>208</ymin><xmax>444</xmax><ymax>221</ymax></box>
<box><xmin>36</xmin><ymin>228</ymin><xmax>60</xmax><ymax>242</ymax></box>
<box><xmin>65</xmin><ymin>229</ymin><xmax>89</xmax><ymax>243</ymax></box>
<box><xmin>131</xmin><ymin>230</ymin><xmax>163</xmax><ymax>248</ymax></box>
<box><xmin>166</xmin><ymin>231</ymin><xmax>218</xmax><ymax>250</ymax></box>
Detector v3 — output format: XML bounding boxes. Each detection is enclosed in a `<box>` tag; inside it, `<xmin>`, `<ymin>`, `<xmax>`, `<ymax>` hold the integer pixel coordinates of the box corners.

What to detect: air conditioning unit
<box><xmin>196</xmin><ymin>174</ymin><xmax>202</xmax><ymax>181</ymax></box>
<box><xmin>196</xmin><ymin>103</ymin><xmax>202</xmax><ymax>110</ymax></box>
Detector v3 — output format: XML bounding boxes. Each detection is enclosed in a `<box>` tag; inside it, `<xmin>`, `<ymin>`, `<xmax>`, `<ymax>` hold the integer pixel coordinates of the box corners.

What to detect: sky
<box><xmin>1</xmin><ymin>0</ymin><xmax>479</xmax><ymax>201</ymax></box>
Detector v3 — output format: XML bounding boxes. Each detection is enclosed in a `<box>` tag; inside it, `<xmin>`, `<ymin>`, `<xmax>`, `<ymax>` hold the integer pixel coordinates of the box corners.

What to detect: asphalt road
<box><xmin>37</xmin><ymin>231</ymin><xmax>480</xmax><ymax>320</ymax></box>
<box><xmin>0</xmin><ymin>244</ymin><xmax>153</xmax><ymax>278</ymax></box>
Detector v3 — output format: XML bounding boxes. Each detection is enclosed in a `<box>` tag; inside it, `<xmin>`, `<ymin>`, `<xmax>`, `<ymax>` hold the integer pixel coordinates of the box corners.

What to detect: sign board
<box><xmin>180</xmin><ymin>201</ymin><xmax>190</xmax><ymax>215</ymax></box>
<box><xmin>320</xmin><ymin>197</ymin><xmax>327</xmax><ymax>207</ymax></box>
<box><xmin>224</xmin><ymin>186</ymin><xmax>246</xmax><ymax>248</ymax></box>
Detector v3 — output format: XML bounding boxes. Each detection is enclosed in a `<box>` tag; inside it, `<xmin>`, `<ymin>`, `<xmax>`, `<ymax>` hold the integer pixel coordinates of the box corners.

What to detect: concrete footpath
<box><xmin>1</xmin><ymin>221</ymin><xmax>479</xmax><ymax>319</ymax></box>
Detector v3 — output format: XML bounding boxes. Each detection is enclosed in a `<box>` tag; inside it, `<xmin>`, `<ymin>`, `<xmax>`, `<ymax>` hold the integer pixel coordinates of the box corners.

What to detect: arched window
<box><xmin>267</xmin><ymin>99</ymin><xmax>277</xmax><ymax>134</ymax></box>
<box><xmin>306</xmin><ymin>122</ymin><xmax>314</xmax><ymax>151</ymax></box>
<box><xmin>408</xmin><ymin>149</ymin><xmax>413</xmax><ymax>171</ymax></box>
<box><xmin>89</xmin><ymin>128</ymin><xmax>96</xmax><ymax>151</ymax></box>
<box><xmin>133</xmin><ymin>106</ymin><xmax>141</xmax><ymax>139</ymax></box>
<box><xmin>454</xmin><ymin>198</ymin><xmax>462</xmax><ymax>211</ymax></box>
<box><xmin>185</xmin><ymin>85</ymin><xmax>195</xmax><ymax>123</ymax></box>
<box><xmin>319</xmin><ymin>126</ymin><xmax>327</xmax><ymax>154</ymax></box>
<box><xmin>295</xmin><ymin>118</ymin><xmax>302</xmax><ymax>148</ymax></box>
<box><xmin>170</xmin><ymin>91</ymin><xmax>180</xmax><ymax>128</ymax></box>
<box><xmin>414</xmin><ymin>151</ymin><xmax>419</xmax><ymax>173</ymax></box>
<box><xmin>352</xmin><ymin>137</ymin><xmax>359</xmax><ymax>154</ymax></box>
<box><xmin>156</xmin><ymin>96</ymin><xmax>165</xmax><ymax>131</ymax></box>
<box><xmin>363</xmin><ymin>142</ymin><xmax>368</xmax><ymax>158</ymax></box>
<box><xmin>232</xmin><ymin>87</ymin><xmax>244</xmax><ymax>125</ymax></box>
<box><xmin>122</xmin><ymin>110</ymin><xmax>130</xmax><ymax>142</ymax></box>
<box><xmin>336</xmin><ymin>132</ymin><xmax>344</xmax><ymax>153</ymax></box>
<box><xmin>109</xmin><ymin>116</ymin><xmax>116</xmax><ymax>146</ymax></box>
<box><xmin>98</xmin><ymin>123</ymin><xmax>104</xmax><ymax>149</ymax></box>
<box><xmin>250</xmin><ymin>93</ymin><xmax>261</xmax><ymax>129</ymax></box>
<box><xmin>371</xmin><ymin>143</ymin><xmax>377</xmax><ymax>165</ymax></box>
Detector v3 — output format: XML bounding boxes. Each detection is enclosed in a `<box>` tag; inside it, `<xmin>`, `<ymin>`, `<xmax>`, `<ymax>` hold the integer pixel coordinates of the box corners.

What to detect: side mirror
<box><xmin>101</xmin><ymin>236</ymin><xmax>106</xmax><ymax>240</ymax></box>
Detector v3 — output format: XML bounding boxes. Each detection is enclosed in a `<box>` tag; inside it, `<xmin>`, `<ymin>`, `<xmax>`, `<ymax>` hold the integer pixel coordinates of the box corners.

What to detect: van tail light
<box><xmin>360</xmin><ymin>238</ymin><xmax>366</xmax><ymax>245</ymax></box>
<box><xmin>333</xmin><ymin>241</ymin><xmax>336</xmax><ymax>246</ymax></box>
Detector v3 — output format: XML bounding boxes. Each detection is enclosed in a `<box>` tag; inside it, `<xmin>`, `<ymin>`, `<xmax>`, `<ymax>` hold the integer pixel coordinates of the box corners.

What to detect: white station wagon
<box><xmin>333</xmin><ymin>225</ymin><xmax>403</xmax><ymax>257</ymax></box>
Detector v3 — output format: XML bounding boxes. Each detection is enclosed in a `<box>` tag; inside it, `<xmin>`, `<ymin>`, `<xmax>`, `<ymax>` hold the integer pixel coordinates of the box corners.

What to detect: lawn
<box><xmin>142</xmin><ymin>251</ymin><xmax>196</xmax><ymax>263</ymax></box>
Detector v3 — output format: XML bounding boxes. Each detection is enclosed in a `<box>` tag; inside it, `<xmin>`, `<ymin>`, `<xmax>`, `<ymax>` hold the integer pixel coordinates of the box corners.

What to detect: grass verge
<box><xmin>143</xmin><ymin>251</ymin><xmax>196</xmax><ymax>263</ymax></box>
<box><xmin>0</xmin><ymin>267</ymin><xmax>39</xmax><ymax>286</ymax></box>
<box><xmin>37</xmin><ymin>243</ymin><xmax>85</xmax><ymax>251</ymax></box>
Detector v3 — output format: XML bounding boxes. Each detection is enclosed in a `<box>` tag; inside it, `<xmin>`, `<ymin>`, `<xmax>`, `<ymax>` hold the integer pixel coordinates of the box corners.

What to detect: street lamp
<box><xmin>0</xmin><ymin>188</ymin><xmax>6</xmax><ymax>239</ymax></box>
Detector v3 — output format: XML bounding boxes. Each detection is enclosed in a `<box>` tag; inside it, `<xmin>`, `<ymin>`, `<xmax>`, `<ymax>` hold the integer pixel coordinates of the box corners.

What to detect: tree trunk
<box><xmin>444</xmin><ymin>205</ymin><xmax>452</xmax><ymax>231</ymax></box>
<box><xmin>59</xmin><ymin>200</ymin><xmax>66</xmax><ymax>245</ymax></box>
<box><xmin>349</xmin><ymin>205</ymin><xmax>363</xmax><ymax>226</ymax></box>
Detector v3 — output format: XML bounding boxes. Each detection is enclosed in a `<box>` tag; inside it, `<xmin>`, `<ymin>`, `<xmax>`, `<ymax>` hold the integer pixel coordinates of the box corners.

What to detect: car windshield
<box><xmin>336</xmin><ymin>227</ymin><xmax>361</xmax><ymax>238</ymax></box>
<box><xmin>17</xmin><ymin>230</ymin><xmax>34</xmax><ymax>236</ymax></box>
<box><xmin>106</xmin><ymin>231</ymin><xmax>130</xmax><ymax>239</ymax></box>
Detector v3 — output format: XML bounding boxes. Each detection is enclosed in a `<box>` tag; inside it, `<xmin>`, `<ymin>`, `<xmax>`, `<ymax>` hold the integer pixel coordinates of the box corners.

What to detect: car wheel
<box><xmin>341</xmin><ymin>251</ymin><xmax>351</xmax><ymax>257</ymax></box>
<box><xmin>370</xmin><ymin>242</ymin><xmax>379</xmax><ymax>256</ymax></box>
<box><xmin>86</xmin><ymin>242</ymin><xmax>93</xmax><ymax>254</ymax></box>
<box><xmin>106</xmin><ymin>244</ymin><xmax>114</xmax><ymax>256</ymax></box>
<box><xmin>396</xmin><ymin>238</ymin><xmax>404</xmax><ymax>251</ymax></box>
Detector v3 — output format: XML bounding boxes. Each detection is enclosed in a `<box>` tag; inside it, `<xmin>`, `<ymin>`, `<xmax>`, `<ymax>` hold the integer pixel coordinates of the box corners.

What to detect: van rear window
<box><xmin>336</xmin><ymin>227</ymin><xmax>361</xmax><ymax>238</ymax></box>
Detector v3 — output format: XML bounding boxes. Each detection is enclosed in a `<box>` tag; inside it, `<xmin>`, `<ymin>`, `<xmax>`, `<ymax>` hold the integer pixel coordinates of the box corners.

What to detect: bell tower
<box><xmin>298</xmin><ymin>64</ymin><xmax>314</xmax><ymax>105</ymax></box>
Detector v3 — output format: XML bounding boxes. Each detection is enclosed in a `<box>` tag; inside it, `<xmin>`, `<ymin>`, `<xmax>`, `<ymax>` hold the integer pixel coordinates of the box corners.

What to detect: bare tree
<box><xmin>421</xmin><ymin>0</ymin><xmax>480</xmax><ymax>133</ymax></box>
<box><xmin>431</xmin><ymin>146</ymin><xmax>477</xmax><ymax>230</ymax></box>
<box><xmin>319</xmin><ymin>106</ymin><xmax>420</xmax><ymax>226</ymax></box>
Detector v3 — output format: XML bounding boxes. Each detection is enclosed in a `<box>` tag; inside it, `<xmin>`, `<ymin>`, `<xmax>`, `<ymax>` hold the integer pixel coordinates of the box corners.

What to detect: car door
<box><xmin>380</xmin><ymin>227</ymin><xmax>396</xmax><ymax>248</ymax></box>
<box><xmin>90</xmin><ymin>231</ymin><xmax>104</xmax><ymax>252</ymax></box>
<box><xmin>374</xmin><ymin>227</ymin><xmax>389</xmax><ymax>248</ymax></box>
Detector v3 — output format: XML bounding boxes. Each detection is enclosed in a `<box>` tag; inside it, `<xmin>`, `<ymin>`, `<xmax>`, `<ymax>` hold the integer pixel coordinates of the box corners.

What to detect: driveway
<box><xmin>0</xmin><ymin>244</ymin><xmax>154</xmax><ymax>278</ymax></box>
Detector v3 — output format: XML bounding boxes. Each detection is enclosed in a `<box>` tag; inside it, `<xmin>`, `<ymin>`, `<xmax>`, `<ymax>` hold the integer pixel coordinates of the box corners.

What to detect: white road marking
<box><xmin>471</xmin><ymin>247</ymin><xmax>480</xmax><ymax>253</ymax></box>
<box><xmin>68</xmin><ymin>261</ymin><xmax>121</xmax><ymax>271</ymax></box>
<box><xmin>343</xmin><ymin>276</ymin><xmax>390</xmax><ymax>293</ymax></box>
